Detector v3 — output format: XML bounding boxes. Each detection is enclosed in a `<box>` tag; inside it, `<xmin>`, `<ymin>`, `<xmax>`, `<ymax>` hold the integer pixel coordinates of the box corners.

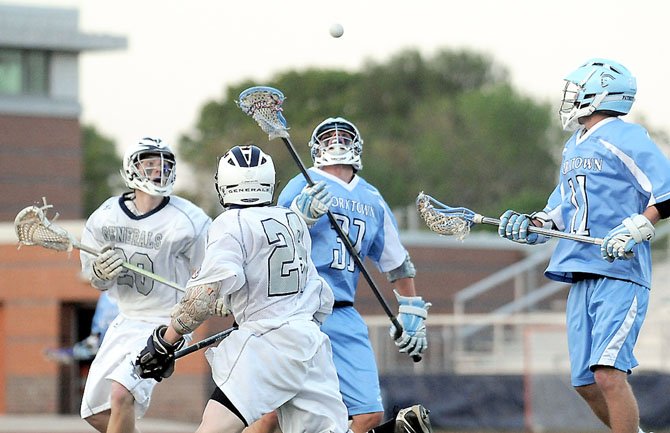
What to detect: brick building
<box><xmin>0</xmin><ymin>1</ymin><xmax>129</xmax><ymax>418</ymax></box>
<box><xmin>0</xmin><ymin>3</ymin><xmax>125</xmax><ymax>220</ymax></box>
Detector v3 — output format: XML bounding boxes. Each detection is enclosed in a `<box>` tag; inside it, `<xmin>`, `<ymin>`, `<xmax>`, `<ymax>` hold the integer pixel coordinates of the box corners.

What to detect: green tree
<box><xmin>179</xmin><ymin>48</ymin><xmax>564</xmax><ymax>218</ymax></box>
<box><xmin>81</xmin><ymin>125</ymin><xmax>123</xmax><ymax>216</ymax></box>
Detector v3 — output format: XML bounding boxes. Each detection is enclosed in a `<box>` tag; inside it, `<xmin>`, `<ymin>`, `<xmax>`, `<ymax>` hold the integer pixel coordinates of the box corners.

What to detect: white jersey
<box><xmin>81</xmin><ymin>193</ymin><xmax>211</xmax><ymax>318</ymax></box>
<box><xmin>187</xmin><ymin>205</ymin><xmax>333</xmax><ymax>326</ymax></box>
<box><xmin>193</xmin><ymin>205</ymin><xmax>345</xmax><ymax>431</ymax></box>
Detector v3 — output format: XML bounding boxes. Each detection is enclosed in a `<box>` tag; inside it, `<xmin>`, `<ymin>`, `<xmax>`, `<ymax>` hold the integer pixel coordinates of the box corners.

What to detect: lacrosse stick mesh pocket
<box><xmin>416</xmin><ymin>193</ymin><xmax>471</xmax><ymax>240</ymax></box>
<box><xmin>237</xmin><ymin>87</ymin><xmax>289</xmax><ymax>139</ymax></box>
<box><xmin>14</xmin><ymin>205</ymin><xmax>73</xmax><ymax>252</ymax></box>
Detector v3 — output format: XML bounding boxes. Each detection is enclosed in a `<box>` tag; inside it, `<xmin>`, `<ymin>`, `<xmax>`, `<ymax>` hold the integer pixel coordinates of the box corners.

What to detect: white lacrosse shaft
<box><xmin>474</xmin><ymin>214</ymin><xmax>603</xmax><ymax>245</ymax></box>
<box><xmin>76</xmin><ymin>243</ymin><xmax>185</xmax><ymax>293</ymax></box>
<box><xmin>14</xmin><ymin>200</ymin><xmax>185</xmax><ymax>293</ymax></box>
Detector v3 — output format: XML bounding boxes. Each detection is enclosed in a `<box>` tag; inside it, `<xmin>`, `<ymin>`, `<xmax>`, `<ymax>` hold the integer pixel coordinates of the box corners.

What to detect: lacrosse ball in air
<box><xmin>330</xmin><ymin>23</ymin><xmax>344</xmax><ymax>38</ymax></box>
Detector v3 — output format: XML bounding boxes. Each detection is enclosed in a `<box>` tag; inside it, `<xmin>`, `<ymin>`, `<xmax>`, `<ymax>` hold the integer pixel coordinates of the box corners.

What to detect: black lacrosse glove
<box><xmin>134</xmin><ymin>325</ymin><xmax>185</xmax><ymax>382</ymax></box>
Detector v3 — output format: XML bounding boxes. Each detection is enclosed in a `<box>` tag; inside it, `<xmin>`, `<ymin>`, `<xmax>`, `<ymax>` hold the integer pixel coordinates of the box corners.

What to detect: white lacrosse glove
<box><xmin>290</xmin><ymin>181</ymin><xmax>333</xmax><ymax>226</ymax></box>
<box><xmin>92</xmin><ymin>246</ymin><xmax>124</xmax><ymax>282</ymax></box>
<box><xmin>210</xmin><ymin>298</ymin><xmax>231</xmax><ymax>317</ymax></box>
<box><xmin>498</xmin><ymin>210</ymin><xmax>551</xmax><ymax>245</ymax></box>
<box><xmin>601</xmin><ymin>214</ymin><xmax>655</xmax><ymax>262</ymax></box>
<box><xmin>389</xmin><ymin>290</ymin><xmax>431</xmax><ymax>357</ymax></box>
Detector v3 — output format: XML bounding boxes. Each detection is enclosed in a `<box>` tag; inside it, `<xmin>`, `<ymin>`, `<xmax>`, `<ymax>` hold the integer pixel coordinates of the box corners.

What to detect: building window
<box><xmin>0</xmin><ymin>48</ymin><xmax>49</xmax><ymax>96</ymax></box>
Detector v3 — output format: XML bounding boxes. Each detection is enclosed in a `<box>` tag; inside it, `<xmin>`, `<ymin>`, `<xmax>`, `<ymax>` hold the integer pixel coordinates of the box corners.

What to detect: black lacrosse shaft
<box><xmin>174</xmin><ymin>327</ymin><xmax>236</xmax><ymax>360</ymax></box>
<box><xmin>278</xmin><ymin>136</ymin><xmax>421</xmax><ymax>362</ymax></box>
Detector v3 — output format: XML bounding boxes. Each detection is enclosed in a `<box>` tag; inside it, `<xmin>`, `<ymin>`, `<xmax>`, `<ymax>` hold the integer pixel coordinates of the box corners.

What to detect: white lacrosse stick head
<box><xmin>236</xmin><ymin>86</ymin><xmax>290</xmax><ymax>140</ymax></box>
<box><xmin>14</xmin><ymin>199</ymin><xmax>75</xmax><ymax>252</ymax></box>
<box><xmin>416</xmin><ymin>192</ymin><xmax>471</xmax><ymax>240</ymax></box>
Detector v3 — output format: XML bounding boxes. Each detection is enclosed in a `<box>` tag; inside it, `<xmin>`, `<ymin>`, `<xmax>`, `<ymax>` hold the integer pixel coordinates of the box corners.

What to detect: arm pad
<box><xmin>386</xmin><ymin>254</ymin><xmax>417</xmax><ymax>282</ymax></box>
<box><xmin>171</xmin><ymin>281</ymin><xmax>222</xmax><ymax>334</ymax></box>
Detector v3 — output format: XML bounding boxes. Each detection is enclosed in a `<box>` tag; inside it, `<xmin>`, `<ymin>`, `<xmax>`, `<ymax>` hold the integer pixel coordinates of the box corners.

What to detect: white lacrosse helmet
<box><xmin>121</xmin><ymin>137</ymin><xmax>176</xmax><ymax>196</ymax></box>
<box><xmin>215</xmin><ymin>145</ymin><xmax>275</xmax><ymax>207</ymax></box>
<box><xmin>308</xmin><ymin>117</ymin><xmax>364</xmax><ymax>171</ymax></box>
<box><xmin>559</xmin><ymin>58</ymin><xmax>637</xmax><ymax>131</ymax></box>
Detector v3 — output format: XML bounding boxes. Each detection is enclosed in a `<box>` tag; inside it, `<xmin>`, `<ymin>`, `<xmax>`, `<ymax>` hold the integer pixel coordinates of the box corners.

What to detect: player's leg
<box><xmin>81</xmin><ymin>319</ymin><xmax>119</xmax><ymax>432</ymax></box>
<box><xmin>205</xmin><ymin>323</ymin><xmax>318</xmax><ymax>431</ymax></box>
<box><xmin>574</xmin><ymin>383</ymin><xmax>610</xmax><ymax>426</ymax></box>
<box><xmin>84</xmin><ymin>409</ymin><xmax>110</xmax><ymax>432</ymax></box>
<box><xmin>568</xmin><ymin>278</ymin><xmax>648</xmax><ymax>433</ymax></box>
<box><xmin>322</xmin><ymin>308</ymin><xmax>384</xmax><ymax>433</ymax></box>
<box><xmin>567</xmin><ymin>279</ymin><xmax>610</xmax><ymax>424</ymax></box>
<box><xmin>196</xmin><ymin>389</ymin><xmax>247</xmax><ymax>433</ymax></box>
<box><xmin>576</xmin><ymin>370</ymin><xmax>640</xmax><ymax>433</ymax></box>
<box><xmin>351</xmin><ymin>413</ymin><xmax>383</xmax><ymax>433</ymax></box>
<box><xmin>82</xmin><ymin>379</ymin><xmax>142</xmax><ymax>433</ymax></box>
<box><xmin>594</xmin><ymin>367</ymin><xmax>639</xmax><ymax>433</ymax></box>
<box><xmin>243</xmin><ymin>412</ymin><xmax>279</xmax><ymax>433</ymax></box>
<box><xmin>592</xmin><ymin>280</ymin><xmax>647</xmax><ymax>433</ymax></box>
<box><xmin>107</xmin><ymin>380</ymin><xmax>140</xmax><ymax>433</ymax></box>
<box><xmin>81</xmin><ymin>316</ymin><xmax>161</xmax><ymax>433</ymax></box>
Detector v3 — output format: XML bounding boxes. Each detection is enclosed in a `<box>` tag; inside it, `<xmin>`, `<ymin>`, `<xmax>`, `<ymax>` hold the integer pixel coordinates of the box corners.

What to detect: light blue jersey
<box><xmin>91</xmin><ymin>292</ymin><xmax>119</xmax><ymax>340</ymax></box>
<box><xmin>277</xmin><ymin>167</ymin><xmax>408</xmax><ymax>415</ymax></box>
<box><xmin>543</xmin><ymin>117</ymin><xmax>670</xmax><ymax>288</ymax></box>
<box><xmin>278</xmin><ymin>167</ymin><xmax>408</xmax><ymax>303</ymax></box>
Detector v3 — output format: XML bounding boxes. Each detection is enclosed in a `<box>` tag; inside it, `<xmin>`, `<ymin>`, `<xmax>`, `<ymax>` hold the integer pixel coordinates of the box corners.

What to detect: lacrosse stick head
<box><xmin>14</xmin><ymin>199</ymin><xmax>75</xmax><ymax>252</ymax></box>
<box><xmin>237</xmin><ymin>86</ymin><xmax>290</xmax><ymax>140</ymax></box>
<box><xmin>416</xmin><ymin>192</ymin><xmax>474</xmax><ymax>240</ymax></box>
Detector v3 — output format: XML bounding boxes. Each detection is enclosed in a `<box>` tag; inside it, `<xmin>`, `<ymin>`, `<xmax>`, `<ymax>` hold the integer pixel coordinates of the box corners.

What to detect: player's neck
<box><xmin>580</xmin><ymin>112</ymin><xmax>613</xmax><ymax>132</ymax></box>
<box><xmin>320</xmin><ymin>164</ymin><xmax>354</xmax><ymax>183</ymax></box>
<box><xmin>133</xmin><ymin>191</ymin><xmax>164</xmax><ymax>214</ymax></box>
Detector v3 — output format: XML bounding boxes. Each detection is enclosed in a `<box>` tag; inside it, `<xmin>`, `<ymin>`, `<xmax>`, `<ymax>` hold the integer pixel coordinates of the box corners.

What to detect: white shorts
<box><xmin>80</xmin><ymin>313</ymin><xmax>174</xmax><ymax>419</ymax></box>
<box><xmin>206</xmin><ymin>318</ymin><xmax>348</xmax><ymax>433</ymax></box>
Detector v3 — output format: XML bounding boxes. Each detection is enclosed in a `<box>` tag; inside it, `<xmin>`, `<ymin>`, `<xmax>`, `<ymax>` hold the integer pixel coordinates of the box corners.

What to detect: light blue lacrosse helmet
<box><xmin>559</xmin><ymin>58</ymin><xmax>637</xmax><ymax>131</ymax></box>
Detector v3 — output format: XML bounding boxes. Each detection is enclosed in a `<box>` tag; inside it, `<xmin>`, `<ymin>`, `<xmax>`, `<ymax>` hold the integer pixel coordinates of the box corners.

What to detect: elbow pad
<box><xmin>386</xmin><ymin>255</ymin><xmax>416</xmax><ymax>282</ymax></box>
<box><xmin>171</xmin><ymin>281</ymin><xmax>221</xmax><ymax>335</ymax></box>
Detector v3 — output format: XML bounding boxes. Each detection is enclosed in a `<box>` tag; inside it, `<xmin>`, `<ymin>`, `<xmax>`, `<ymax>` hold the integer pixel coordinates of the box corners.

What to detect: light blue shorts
<box><xmin>321</xmin><ymin>306</ymin><xmax>384</xmax><ymax>416</ymax></box>
<box><xmin>566</xmin><ymin>276</ymin><xmax>649</xmax><ymax>387</ymax></box>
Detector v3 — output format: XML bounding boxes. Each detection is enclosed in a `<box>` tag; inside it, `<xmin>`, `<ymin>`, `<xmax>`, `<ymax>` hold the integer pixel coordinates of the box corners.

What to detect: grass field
<box><xmin>2</xmin><ymin>414</ymin><xmax>667</xmax><ymax>433</ymax></box>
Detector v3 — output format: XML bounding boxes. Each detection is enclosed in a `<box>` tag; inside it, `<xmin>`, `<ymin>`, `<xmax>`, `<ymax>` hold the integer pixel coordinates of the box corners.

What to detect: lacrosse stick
<box><xmin>133</xmin><ymin>326</ymin><xmax>236</xmax><ymax>378</ymax></box>
<box><xmin>237</xmin><ymin>86</ymin><xmax>421</xmax><ymax>362</ymax></box>
<box><xmin>14</xmin><ymin>198</ymin><xmax>185</xmax><ymax>293</ymax></box>
<box><xmin>175</xmin><ymin>326</ymin><xmax>237</xmax><ymax>360</ymax></box>
<box><xmin>416</xmin><ymin>192</ymin><xmax>604</xmax><ymax>245</ymax></box>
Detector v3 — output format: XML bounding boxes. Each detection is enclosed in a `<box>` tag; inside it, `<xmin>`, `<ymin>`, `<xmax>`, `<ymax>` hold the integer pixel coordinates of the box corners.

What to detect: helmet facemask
<box><xmin>560</xmin><ymin>80</ymin><xmax>594</xmax><ymax>131</ymax></box>
<box><xmin>558</xmin><ymin>59</ymin><xmax>636</xmax><ymax>131</ymax></box>
<box><xmin>309</xmin><ymin>118</ymin><xmax>363</xmax><ymax>171</ymax></box>
<box><xmin>121</xmin><ymin>137</ymin><xmax>176</xmax><ymax>197</ymax></box>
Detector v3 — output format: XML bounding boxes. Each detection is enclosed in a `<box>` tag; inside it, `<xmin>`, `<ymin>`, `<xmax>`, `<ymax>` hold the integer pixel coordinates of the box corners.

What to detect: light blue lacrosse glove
<box><xmin>389</xmin><ymin>290</ymin><xmax>431</xmax><ymax>357</ymax></box>
<box><xmin>601</xmin><ymin>213</ymin><xmax>655</xmax><ymax>262</ymax></box>
<box><xmin>498</xmin><ymin>210</ymin><xmax>551</xmax><ymax>245</ymax></box>
<box><xmin>290</xmin><ymin>180</ymin><xmax>333</xmax><ymax>226</ymax></box>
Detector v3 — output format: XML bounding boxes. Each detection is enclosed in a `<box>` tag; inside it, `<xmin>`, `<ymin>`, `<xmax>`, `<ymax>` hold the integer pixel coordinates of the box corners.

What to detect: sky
<box><xmin>11</xmin><ymin>0</ymin><xmax>670</xmax><ymax>163</ymax></box>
